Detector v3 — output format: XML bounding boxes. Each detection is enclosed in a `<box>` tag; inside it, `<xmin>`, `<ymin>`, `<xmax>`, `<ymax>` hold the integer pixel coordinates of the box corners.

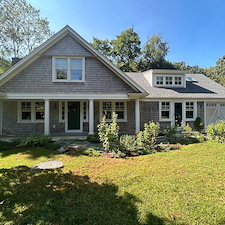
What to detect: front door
<box><xmin>175</xmin><ymin>103</ymin><xmax>182</xmax><ymax>125</ymax></box>
<box><xmin>68</xmin><ymin>102</ymin><xmax>80</xmax><ymax>130</ymax></box>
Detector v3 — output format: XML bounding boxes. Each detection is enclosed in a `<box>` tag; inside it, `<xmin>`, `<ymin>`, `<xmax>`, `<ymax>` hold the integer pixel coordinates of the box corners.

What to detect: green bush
<box><xmin>87</xmin><ymin>134</ymin><xmax>100</xmax><ymax>143</ymax></box>
<box><xmin>207</xmin><ymin>121</ymin><xmax>225</xmax><ymax>142</ymax></box>
<box><xmin>17</xmin><ymin>136</ymin><xmax>52</xmax><ymax>148</ymax></box>
<box><xmin>97</xmin><ymin>112</ymin><xmax>119</xmax><ymax>152</ymax></box>
<box><xmin>119</xmin><ymin>135</ymin><xmax>136</xmax><ymax>152</ymax></box>
<box><xmin>194</xmin><ymin>117</ymin><xmax>204</xmax><ymax>131</ymax></box>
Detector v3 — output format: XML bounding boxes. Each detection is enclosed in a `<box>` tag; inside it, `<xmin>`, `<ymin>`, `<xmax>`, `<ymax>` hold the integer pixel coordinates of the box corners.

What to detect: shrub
<box><xmin>17</xmin><ymin>136</ymin><xmax>52</xmax><ymax>148</ymax></box>
<box><xmin>194</xmin><ymin>117</ymin><xmax>204</xmax><ymax>131</ymax></box>
<box><xmin>87</xmin><ymin>134</ymin><xmax>100</xmax><ymax>143</ymax></box>
<box><xmin>97</xmin><ymin>112</ymin><xmax>119</xmax><ymax>152</ymax></box>
<box><xmin>119</xmin><ymin>135</ymin><xmax>136</xmax><ymax>152</ymax></box>
<box><xmin>207</xmin><ymin>121</ymin><xmax>225</xmax><ymax>142</ymax></box>
<box><xmin>165</xmin><ymin>125</ymin><xmax>177</xmax><ymax>143</ymax></box>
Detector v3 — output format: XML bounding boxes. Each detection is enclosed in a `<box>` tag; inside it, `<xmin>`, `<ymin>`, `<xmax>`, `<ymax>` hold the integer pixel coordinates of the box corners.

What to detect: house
<box><xmin>0</xmin><ymin>25</ymin><xmax>225</xmax><ymax>136</ymax></box>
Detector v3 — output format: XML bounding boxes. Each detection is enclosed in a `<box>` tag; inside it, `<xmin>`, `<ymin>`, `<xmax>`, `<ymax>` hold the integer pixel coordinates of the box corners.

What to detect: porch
<box><xmin>0</xmin><ymin>98</ymin><xmax>141</xmax><ymax>136</ymax></box>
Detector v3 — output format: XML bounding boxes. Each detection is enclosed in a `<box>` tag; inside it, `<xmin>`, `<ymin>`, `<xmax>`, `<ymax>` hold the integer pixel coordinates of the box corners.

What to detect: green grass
<box><xmin>0</xmin><ymin>141</ymin><xmax>225</xmax><ymax>224</ymax></box>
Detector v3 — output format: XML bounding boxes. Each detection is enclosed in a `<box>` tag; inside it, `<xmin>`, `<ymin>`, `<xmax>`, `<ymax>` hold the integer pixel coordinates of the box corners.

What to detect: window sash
<box><xmin>160</xmin><ymin>102</ymin><xmax>171</xmax><ymax>120</ymax></box>
<box><xmin>101</xmin><ymin>101</ymin><xmax>126</xmax><ymax>121</ymax></box>
<box><xmin>53</xmin><ymin>57</ymin><xmax>84</xmax><ymax>82</ymax></box>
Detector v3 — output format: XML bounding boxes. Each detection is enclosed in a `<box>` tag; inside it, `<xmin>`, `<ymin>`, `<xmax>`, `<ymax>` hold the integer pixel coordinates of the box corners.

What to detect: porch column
<box><xmin>44</xmin><ymin>99</ymin><xmax>50</xmax><ymax>135</ymax></box>
<box><xmin>89</xmin><ymin>99</ymin><xmax>94</xmax><ymax>134</ymax></box>
<box><xmin>135</xmin><ymin>99</ymin><xmax>140</xmax><ymax>133</ymax></box>
<box><xmin>0</xmin><ymin>101</ymin><xmax>2</xmax><ymax>135</ymax></box>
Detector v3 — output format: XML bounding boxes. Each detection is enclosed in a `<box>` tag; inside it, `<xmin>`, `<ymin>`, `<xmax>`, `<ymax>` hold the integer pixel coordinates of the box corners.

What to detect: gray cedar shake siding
<box><xmin>2</xmin><ymin>101</ymin><xmax>136</xmax><ymax>135</ymax></box>
<box><xmin>0</xmin><ymin>35</ymin><xmax>136</xmax><ymax>94</ymax></box>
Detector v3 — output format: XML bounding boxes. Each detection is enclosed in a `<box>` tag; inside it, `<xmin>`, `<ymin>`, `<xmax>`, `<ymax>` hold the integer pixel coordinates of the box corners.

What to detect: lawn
<box><xmin>0</xmin><ymin>141</ymin><xmax>225</xmax><ymax>225</ymax></box>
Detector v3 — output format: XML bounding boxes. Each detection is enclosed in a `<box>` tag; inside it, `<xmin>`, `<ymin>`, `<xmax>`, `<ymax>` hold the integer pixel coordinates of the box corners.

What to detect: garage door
<box><xmin>206</xmin><ymin>103</ymin><xmax>225</xmax><ymax>125</ymax></box>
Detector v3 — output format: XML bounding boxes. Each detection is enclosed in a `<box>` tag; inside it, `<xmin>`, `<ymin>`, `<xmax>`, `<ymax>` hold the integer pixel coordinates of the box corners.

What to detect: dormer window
<box><xmin>166</xmin><ymin>77</ymin><xmax>173</xmax><ymax>85</ymax></box>
<box><xmin>155</xmin><ymin>75</ymin><xmax>183</xmax><ymax>87</ymax></box>
<box><xmin>52</xmin><ymin>57</ymin><xmax>85</xmax><ymax>82</ymax></box>
<box><xmin>156</xmin><ymin>76</ymin><xmax>163</xmax><ymax>85</ymax></box>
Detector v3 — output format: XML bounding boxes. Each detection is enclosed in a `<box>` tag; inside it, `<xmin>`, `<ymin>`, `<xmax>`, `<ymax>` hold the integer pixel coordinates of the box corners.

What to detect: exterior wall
<box><xmin>94</xmin><ymin>100</ymin><xmax>135</xmax><ymax>134</ymax></box>
<box><xmin>2</xmin><ymin>101</ymin><xmax>44</xmax><ymax>135</ymax></box>
<box><xmin>0</xmin><ymin>35</ymin><xmax>136</xmax><ymax>94</ymax></box>
<box><xmin>140</xmin><ymin>101</ymin><xmax>159</xmax><ymax>130</ymax></box>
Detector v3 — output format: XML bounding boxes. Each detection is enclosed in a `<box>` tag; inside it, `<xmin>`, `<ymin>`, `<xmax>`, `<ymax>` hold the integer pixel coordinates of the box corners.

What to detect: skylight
<box><xmin>186</xmin><ymin>77</ymin><xmax>197</xmax><ymax>82</ymax></box>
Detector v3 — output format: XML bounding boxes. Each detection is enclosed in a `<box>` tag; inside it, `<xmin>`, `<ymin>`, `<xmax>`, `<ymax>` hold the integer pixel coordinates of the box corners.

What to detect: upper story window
<box><xmin>53</xmin><ymin>57</ymin><xmax>85</xmax><ymax>82</ymax></box>
<box><xmin>155</xmin><ymin>75</ymin><xmax>183</xmax><ymax>87</ymax></box>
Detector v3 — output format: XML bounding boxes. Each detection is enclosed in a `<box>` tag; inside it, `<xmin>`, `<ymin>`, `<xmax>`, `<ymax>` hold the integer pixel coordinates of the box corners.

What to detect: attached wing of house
<box><xmin>0</xmin><ymin>26</ymin><xmax>225</xmax><ymax>136</ymax></box>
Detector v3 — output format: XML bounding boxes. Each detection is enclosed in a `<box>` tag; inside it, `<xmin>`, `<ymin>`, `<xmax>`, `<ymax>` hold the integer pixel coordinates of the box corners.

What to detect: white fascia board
<box><xmin>2</xmin><ymin>93</ymin><xmax>131</xmax><ymax>100</ymax></box>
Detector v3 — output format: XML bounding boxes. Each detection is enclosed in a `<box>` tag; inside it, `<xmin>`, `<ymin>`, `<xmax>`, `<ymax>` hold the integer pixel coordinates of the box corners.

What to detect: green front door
<box><xmin>68</xmin><ymin>102</ymin><xmax>80</xmax><ymax>130</ymax></box>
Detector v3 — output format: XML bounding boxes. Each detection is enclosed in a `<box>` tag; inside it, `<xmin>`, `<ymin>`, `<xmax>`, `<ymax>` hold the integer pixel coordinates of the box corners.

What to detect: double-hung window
<box><xmin>186</xmin><ymin>102</ymin><xmax>194</xmax><ymax>119</ymax></box>
<box><xmin>53</xmin><ymin>57</ymin><xmax>85</xmax><ymax>82</ymax></box>
<box><xmin>101</xmin><ymin>101</ymin><xmax>126</xmax><ymax>122</ymax></box>
<box><xmin>161</xmin><ymin>102</ymin><xmax>170</xmax><ymax>120</ymax></box>
<box><xmin>18</xmin><ymin>101</ymin><xmax>44</xmax><ymax>122</ymax></box>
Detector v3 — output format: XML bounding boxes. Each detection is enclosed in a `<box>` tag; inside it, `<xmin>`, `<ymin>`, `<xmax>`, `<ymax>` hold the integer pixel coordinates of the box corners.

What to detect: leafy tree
<box><xmin>140</xmin><ymin>34</ymin><xmax>169</xmax><ymax>70</ymax></box>
<box><xmin>0</xmin><ymin>56</ymin><xmax>11</xmax><ymax>74</ymax></box>
<box><xmin>173</xmin><ymin>61</ymin><xmax>205</xmax><ymax>74</ymax></box>
<box><xmin>0</xmin><ymin>0</ymin><xmax>52</xmax><ymax>58</ymax></box>
<box><xmin>111</xmin><ymin>27</ymin><xmax>141</xmax><ymax>72</ymax></box>
<box><xmin>205</xmin><ymin>56</ymin><xmax>225</xmax><ymax>86</ymax></box>
<box><xmin>91</xmin><ymin>37</ymin><xmax>112</xmax><ymax>60</ymax></box>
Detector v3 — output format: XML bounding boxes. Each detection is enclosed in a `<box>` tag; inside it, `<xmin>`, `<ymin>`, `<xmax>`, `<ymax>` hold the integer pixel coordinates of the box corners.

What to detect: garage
<box><xmin>206</xmin><ymin>103</ymin><xmax>225</xmax><ymax>125</ymax></box>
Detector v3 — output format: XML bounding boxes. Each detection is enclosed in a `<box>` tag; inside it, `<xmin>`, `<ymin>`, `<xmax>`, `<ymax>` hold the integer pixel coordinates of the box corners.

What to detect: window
<box><xmin>155</xmin><ymin>75</ymin><xmax>183</xmax><ymax>86</ymax></box>
<box><xmin>18</xmin><ymin>101</ymin><xmax>44</xmax><ymax>122</ymax></box>
<box><xmin>161</xmin><ymin>102</ymin><xmax>170</xmax><ymax>119</ymax></box>
<box><xmin>165</xmin><ymin>77</ymin><xmax>173</xmax><ymax>85</ymax></box>
<box><xmin>35</xmin><ymin>102</ymin><xmax>44</xmax><ymax>120</ymax></box>
<box><xmin>156</xmin><ymin>76</ymin><xmax>163</xmax><ymax>85</ymax></box>
<box><xmin>175</xmin><ymin>77</ymin><xmax>182</xmax><ymax>85</ymax></box>
<box><xmin>102</xmin><ymin>102</ymin><xmax>112</xmax><ymax>119</ymax></box>
<box><xmin>21</xmin><ymin>102</ymin><xmax>31</xmax><ymax>120</ymax></box>
<box><xmin>59</xmin><ymin>101</ymin><xmax>65</xmax><ymax>122</ymax></box>
<box><xmin>186</xmin><ymin>102</ymin><xmax>194</xmax><ymax>119</ymax></box>
<box><xmin>115</xmin><ymin>102</ymin><xmax>125</xmax><ymax>119</ymax></box>
<box><xmin>101</xmin><ymin>101</ymin><xmax>126</xmax><ymax>121</ymax></box>
<box><xmin>53</xmin><ymin>57</ymin><xmax>85</xmax><ymax>82</ymax></box>
<box><xmin>83</xmin><ymin>101</ymin><xmax>88</xmax><ymax>121</ymax></box>
<box><xmin>206</xmin><ymin>103</ymin><xmax>216</xmax><ymax>107</ymax></box>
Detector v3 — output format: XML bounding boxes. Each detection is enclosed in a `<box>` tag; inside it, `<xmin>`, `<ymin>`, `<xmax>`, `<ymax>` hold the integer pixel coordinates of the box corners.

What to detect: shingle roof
<box><xmin>126</xmin><ymin>72</ymin><xmax>225</xmax><ymax>99</ymax></box>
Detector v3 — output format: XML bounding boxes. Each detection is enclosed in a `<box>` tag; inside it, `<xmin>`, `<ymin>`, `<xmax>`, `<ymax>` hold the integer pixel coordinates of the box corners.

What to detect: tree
<box><xmin>91</xmin><ymin>37</ymin><xmax>112</xmax><ymax>60</ymax></box>
<box><xmin>0</xmin><ymin>0</ymin><xmax>52</xmax><ymax>58</ymax></box>
<box><xmin>205</xmin><ymin>56</ymin><xmax>225</xmax><ymax>86</ymax></box>
<box><xmin>111</xmin><ymin>27</ymin><xmax>141</xmax><ymax>72</ymax></box>
<box><xmin>140</xmin><ymin>34</ymin><xmax>169</xmax><ymax>70</ymax></box>
<box><xmin>0</xmin><ymin>56</ymin><xmax>10</xmax><ymax>74</ymax></box>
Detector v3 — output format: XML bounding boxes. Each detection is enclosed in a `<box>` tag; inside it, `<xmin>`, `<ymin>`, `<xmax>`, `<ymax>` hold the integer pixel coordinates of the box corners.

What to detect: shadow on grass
<box><xmin>0</xmin><ymin>166</ymin><xmax>178</xmax><ymax>225</ymax></box>
<box><xmin>0</xmin><ymin>147</ymin><xmax>57</xmax><ymax>159</ymax></box>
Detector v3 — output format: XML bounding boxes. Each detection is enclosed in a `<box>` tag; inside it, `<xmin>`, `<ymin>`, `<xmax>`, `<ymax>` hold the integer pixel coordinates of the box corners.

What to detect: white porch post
<box><xmin>89</xmin><ymin>99</ymin><xmax>94</xmax><ymax>134</ymax></box>
<box><xmin>44</xmin><ymin>99</ymin><xmax>50</xmax><ymax>135</ymax></box>
<box><xmin>0</xmin><ymin>100</ymin><xmax>2</xmax><ymax>135</ymax></box>
<box><xmin>135</xmin><ymin>99</ymin><xmax>140</xmax><ymax>133</ymax></box>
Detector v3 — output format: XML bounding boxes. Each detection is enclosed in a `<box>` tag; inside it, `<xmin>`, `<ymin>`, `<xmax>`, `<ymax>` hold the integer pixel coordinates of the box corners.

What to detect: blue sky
<box><xmin>27</xmin><ymin>0</ymin><xmax>225</xmax><ymax>68</ymax></box>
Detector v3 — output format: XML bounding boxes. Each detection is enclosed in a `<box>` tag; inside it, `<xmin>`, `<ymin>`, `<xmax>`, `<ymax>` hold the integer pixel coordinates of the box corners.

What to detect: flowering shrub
<box><xmin>97</xmin><ymin>112</ymin><xmax>119</xmax><ymax>151</ymax></box>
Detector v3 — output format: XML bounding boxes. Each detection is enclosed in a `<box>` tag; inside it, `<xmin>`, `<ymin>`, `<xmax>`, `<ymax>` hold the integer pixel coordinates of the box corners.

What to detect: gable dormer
<box><xmin>143</xmin><ymin>69</ymin><xmax>188</xmax><ymax>88</ymax></box>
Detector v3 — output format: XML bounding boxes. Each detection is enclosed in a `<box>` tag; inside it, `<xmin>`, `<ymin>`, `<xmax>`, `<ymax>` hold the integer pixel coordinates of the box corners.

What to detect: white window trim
<box><xmin>17</xmin><ymin>101</ymin><xmax>45</xmax><ymax>123</ymax></box>
<box><xmin>159</xmin><ymin>101</ymin><xmax>172</xmax><ymax>121</ymax></box>
<box><xmin>99</xmin><ymin>101</ymin><xmax>127</xmax><ymax>122</ymax></box>
<box><xmin>154</xmin><ymin>75</ymin><xmax>184</xmax><ymax>87</ymax></box>
<box><xmin>159</xmin><ymin>101</ymin><xmax>197</xmax><ymax>122</ymax></box>
<box><xmin>52</xmin><ymin>56</ymin><xmax>85</xmax><ymax>82</ymax></box>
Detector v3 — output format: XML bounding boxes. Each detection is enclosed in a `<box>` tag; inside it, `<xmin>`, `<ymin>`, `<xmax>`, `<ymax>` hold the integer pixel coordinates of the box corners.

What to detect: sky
<box><xmin>26</xmin><ymin>0</ymin><xmax>225</xmax><ymax>68</ymax></box>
